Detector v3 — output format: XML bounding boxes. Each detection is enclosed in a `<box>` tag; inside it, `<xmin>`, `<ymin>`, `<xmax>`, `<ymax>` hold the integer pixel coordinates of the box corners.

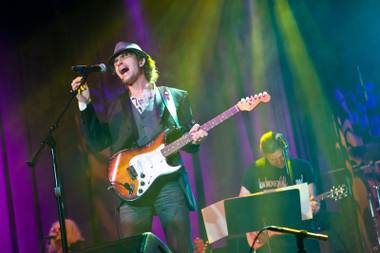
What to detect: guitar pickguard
<box><xmin>129</xmin><ymin>144</ymin><xmax>181</xmax><ymax>197</ymax></box>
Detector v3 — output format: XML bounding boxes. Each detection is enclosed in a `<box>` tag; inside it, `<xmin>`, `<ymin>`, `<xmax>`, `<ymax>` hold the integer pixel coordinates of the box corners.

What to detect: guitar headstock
<box><xmin>237</xmin><ymin>91</ymin><xmax>271</xmax><ymax>112</ymax></box>
<box><xmin>328</xmin><ymin>184</ymin><xmax>349</xmax><ymax>201</ymax></box>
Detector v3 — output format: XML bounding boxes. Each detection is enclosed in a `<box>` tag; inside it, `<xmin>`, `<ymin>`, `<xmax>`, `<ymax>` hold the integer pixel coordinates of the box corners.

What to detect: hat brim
<box><xmin>108</xmin><ymin>48</ymin><xmax>148</xmax><ymax>68</ymax></box>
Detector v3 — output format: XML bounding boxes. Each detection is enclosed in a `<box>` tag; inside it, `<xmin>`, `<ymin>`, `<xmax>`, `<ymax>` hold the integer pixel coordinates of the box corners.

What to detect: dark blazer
<box><xmin>80</xmin><ymin>85</ymin><xmax>199</xmax><ymax>210</ymax></box>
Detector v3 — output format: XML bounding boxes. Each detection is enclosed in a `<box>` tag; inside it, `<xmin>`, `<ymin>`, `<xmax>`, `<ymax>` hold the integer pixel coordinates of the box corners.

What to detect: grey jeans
<box><xmin>118</xmin><ymin>180</ymin><xmax>193</xmax><ymax>253</ymax></box>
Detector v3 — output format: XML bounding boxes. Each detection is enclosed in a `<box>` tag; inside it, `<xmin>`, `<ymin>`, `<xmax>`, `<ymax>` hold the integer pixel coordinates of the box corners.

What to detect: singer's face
<box><xmin>265</xmin><ymin>149</ymin><xmax>285</xmax><ymax>168</ymax></box>
<box><xmin>113</xmin><ymin>52</ymin><xmax>144</xmax><ymax>85</ymax></box>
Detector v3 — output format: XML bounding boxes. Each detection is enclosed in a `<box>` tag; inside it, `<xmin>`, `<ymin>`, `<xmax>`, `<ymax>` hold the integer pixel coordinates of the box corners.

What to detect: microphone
<box><xmin>275</xmin><ymin>133</ymin><xmax>289</xmax><ymax>149</ymax></box>
<box><xmin>71</xmin><ymin>63</ymin><xmax>107</xmax><ymax>74</ymax></box>
<box><xmin>266</xmin><ymin>226</ymin><xmax>328</xmax><ymax>241</ymax></box>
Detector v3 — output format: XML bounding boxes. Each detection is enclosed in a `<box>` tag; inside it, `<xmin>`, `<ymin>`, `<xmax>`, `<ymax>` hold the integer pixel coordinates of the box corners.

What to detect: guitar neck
<box><xmin>162</xmin><ymin>105</ymin><xmax>240</xmax><ymax>157</ymax></box>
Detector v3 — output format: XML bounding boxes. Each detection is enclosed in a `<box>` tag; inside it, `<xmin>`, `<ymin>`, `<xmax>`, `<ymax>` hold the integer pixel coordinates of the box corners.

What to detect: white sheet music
<box><xmin>273</xmin><ymin>183</ymin><xmax>312</xmax><ymax>220</ymax></box>
<box><xmin>201</xmin><ymin>183</ymin><xmax>312</xmax><ymax>244</ymax></box>
<box><xmin>201</xmin><ymin>199</ymin><xmax>228</xmax><ymax>244</ymax></box>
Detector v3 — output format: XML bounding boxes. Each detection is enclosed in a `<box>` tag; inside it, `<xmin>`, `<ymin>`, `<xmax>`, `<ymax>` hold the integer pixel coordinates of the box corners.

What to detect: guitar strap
<box><xmin>155</xmin><ymin>86</ymin><xmax>180</xmax><ymax>128</ymax></box>
<box><xmin>155</xmin><ymin>85</ymin><xmax>198</xmax><ymax>211</ymax></box>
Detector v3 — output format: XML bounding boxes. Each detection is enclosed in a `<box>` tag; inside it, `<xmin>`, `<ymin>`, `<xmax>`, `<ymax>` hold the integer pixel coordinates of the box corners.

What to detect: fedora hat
<box><xmin>108</xmin><ymin>41</ymin><xmax>149</xmax><ymax>67</ymax></box>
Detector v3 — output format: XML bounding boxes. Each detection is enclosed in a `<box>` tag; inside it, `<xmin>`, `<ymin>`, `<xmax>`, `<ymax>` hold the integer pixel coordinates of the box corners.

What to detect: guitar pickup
<box><xmin>127</xmin><ymin>166</ymin><xmax>138</xmax><ymax>179</ymax></box>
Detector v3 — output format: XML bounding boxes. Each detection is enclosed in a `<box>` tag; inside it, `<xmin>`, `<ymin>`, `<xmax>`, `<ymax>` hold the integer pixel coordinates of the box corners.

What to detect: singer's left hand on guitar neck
<box><xmin>190</xmin><ymin>123</ymin><xmax>208</xmax><ymax>144</ymax></box>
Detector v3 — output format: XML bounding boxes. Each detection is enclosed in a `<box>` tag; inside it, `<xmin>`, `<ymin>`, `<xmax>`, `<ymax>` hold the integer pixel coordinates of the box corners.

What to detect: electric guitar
<box><xmin>107</xmin><ymin>92</ymin><xmax>271</xmax><ymax>202</ymax></box>
<box><xmin>246</xmin><ymin>184</ymin><xmax>348</xmax><ymax>250</ymax></box>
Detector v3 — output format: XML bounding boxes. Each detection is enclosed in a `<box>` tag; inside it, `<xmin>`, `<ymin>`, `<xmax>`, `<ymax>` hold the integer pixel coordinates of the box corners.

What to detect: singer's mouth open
<box><xmin>120</xmin><ymin>67</ymin><xmax>129</xmax><ymax>74</ymax></box>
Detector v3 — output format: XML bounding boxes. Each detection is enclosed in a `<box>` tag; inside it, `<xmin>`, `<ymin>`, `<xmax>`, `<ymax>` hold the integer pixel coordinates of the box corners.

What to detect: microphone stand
<box><xmin>296</xmin><ymin>233</ymin><xmax>307</xmax><ymax>253</ymax></box>
<box><xmin>282</xmin><ymin>144</ymin><xmax>294</xmax><ymax>185</ymax></box>
<box><xmin>27</xmin><ymin>74</ymin><xmax>88</xmax><ymax>253</ymax></box>
<box><xmin>266</xmin><ymin>226</ymin><xmax>328</xmax><ymax>253</ymax></box>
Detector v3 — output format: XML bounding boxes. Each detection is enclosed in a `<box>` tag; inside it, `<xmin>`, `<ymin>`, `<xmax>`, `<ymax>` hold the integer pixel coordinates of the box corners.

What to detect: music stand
<box><xmin>224</xmin><ymin>189</ymin><xmax>303</xmax><ymax>251</ymax></box>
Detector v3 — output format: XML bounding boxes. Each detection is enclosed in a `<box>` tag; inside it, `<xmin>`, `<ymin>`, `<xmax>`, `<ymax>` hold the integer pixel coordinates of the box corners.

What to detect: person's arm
<box><xmin>240</xmin><ymin>163</ymin><xmax>257</xmax><ymax>197</ymax></box>
<box><xmin>79</xmin><ymin>104</ymin><xmax>111</xmax><ymax>151</ymax></box>
<box><xmin>299</xmin><ymin>159</ymin><xmax>320</xmax><ymax>214</ymax></box>
<box><xmin>239</xmin><ymin>186</ymin><xmax>251</xmax><ymax>197</ymax></box>
<box><xmin>71</xmin><ymin>76</ymin><xmax>111</xmax><ymax>151</ymax></box>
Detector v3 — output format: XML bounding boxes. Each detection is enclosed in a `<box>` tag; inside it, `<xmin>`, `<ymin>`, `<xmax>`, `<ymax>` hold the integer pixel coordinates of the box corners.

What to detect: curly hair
<box><xmin>134</xmin><ymin>50</ymin><xmax>159</xmax><ymax>84</ymax></box>
<box><xmin>110</xmin><ymin>49</ymin><xmax>159</xmax><ymax>84</ymax></box>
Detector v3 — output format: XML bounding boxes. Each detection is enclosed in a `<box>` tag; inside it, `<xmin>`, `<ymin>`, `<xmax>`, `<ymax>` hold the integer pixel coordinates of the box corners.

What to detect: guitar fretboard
<box><xmin>161</xmin><ymin>105</ymin><xmax>240</xmax><ymax>157</ymax></box>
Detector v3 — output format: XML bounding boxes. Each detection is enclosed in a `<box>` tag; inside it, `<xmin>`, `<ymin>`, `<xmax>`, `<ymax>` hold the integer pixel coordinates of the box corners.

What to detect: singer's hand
<box><xmin>190</xmin><ymin>124</ymin><xmax>208</xmax><ymax>144</ymax></box>
<box><xmin>71</xmin><ymin>76</ymin><xmax>91</xmax><ymax>104</ymax></box>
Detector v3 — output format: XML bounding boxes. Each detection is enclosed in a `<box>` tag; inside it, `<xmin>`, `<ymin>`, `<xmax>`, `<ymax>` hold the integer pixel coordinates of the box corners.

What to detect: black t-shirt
<box><xmin>242</xmin><ymin>157</ymin><xmax>315</xmax><ymax>193</ymax></box>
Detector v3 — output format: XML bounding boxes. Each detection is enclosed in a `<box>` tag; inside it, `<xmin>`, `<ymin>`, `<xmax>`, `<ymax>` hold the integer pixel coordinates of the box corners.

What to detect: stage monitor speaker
<box><xmin>76</xmin><ymin>232</ymin><xmax>172</xmax><ymax>253</ymax></box>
